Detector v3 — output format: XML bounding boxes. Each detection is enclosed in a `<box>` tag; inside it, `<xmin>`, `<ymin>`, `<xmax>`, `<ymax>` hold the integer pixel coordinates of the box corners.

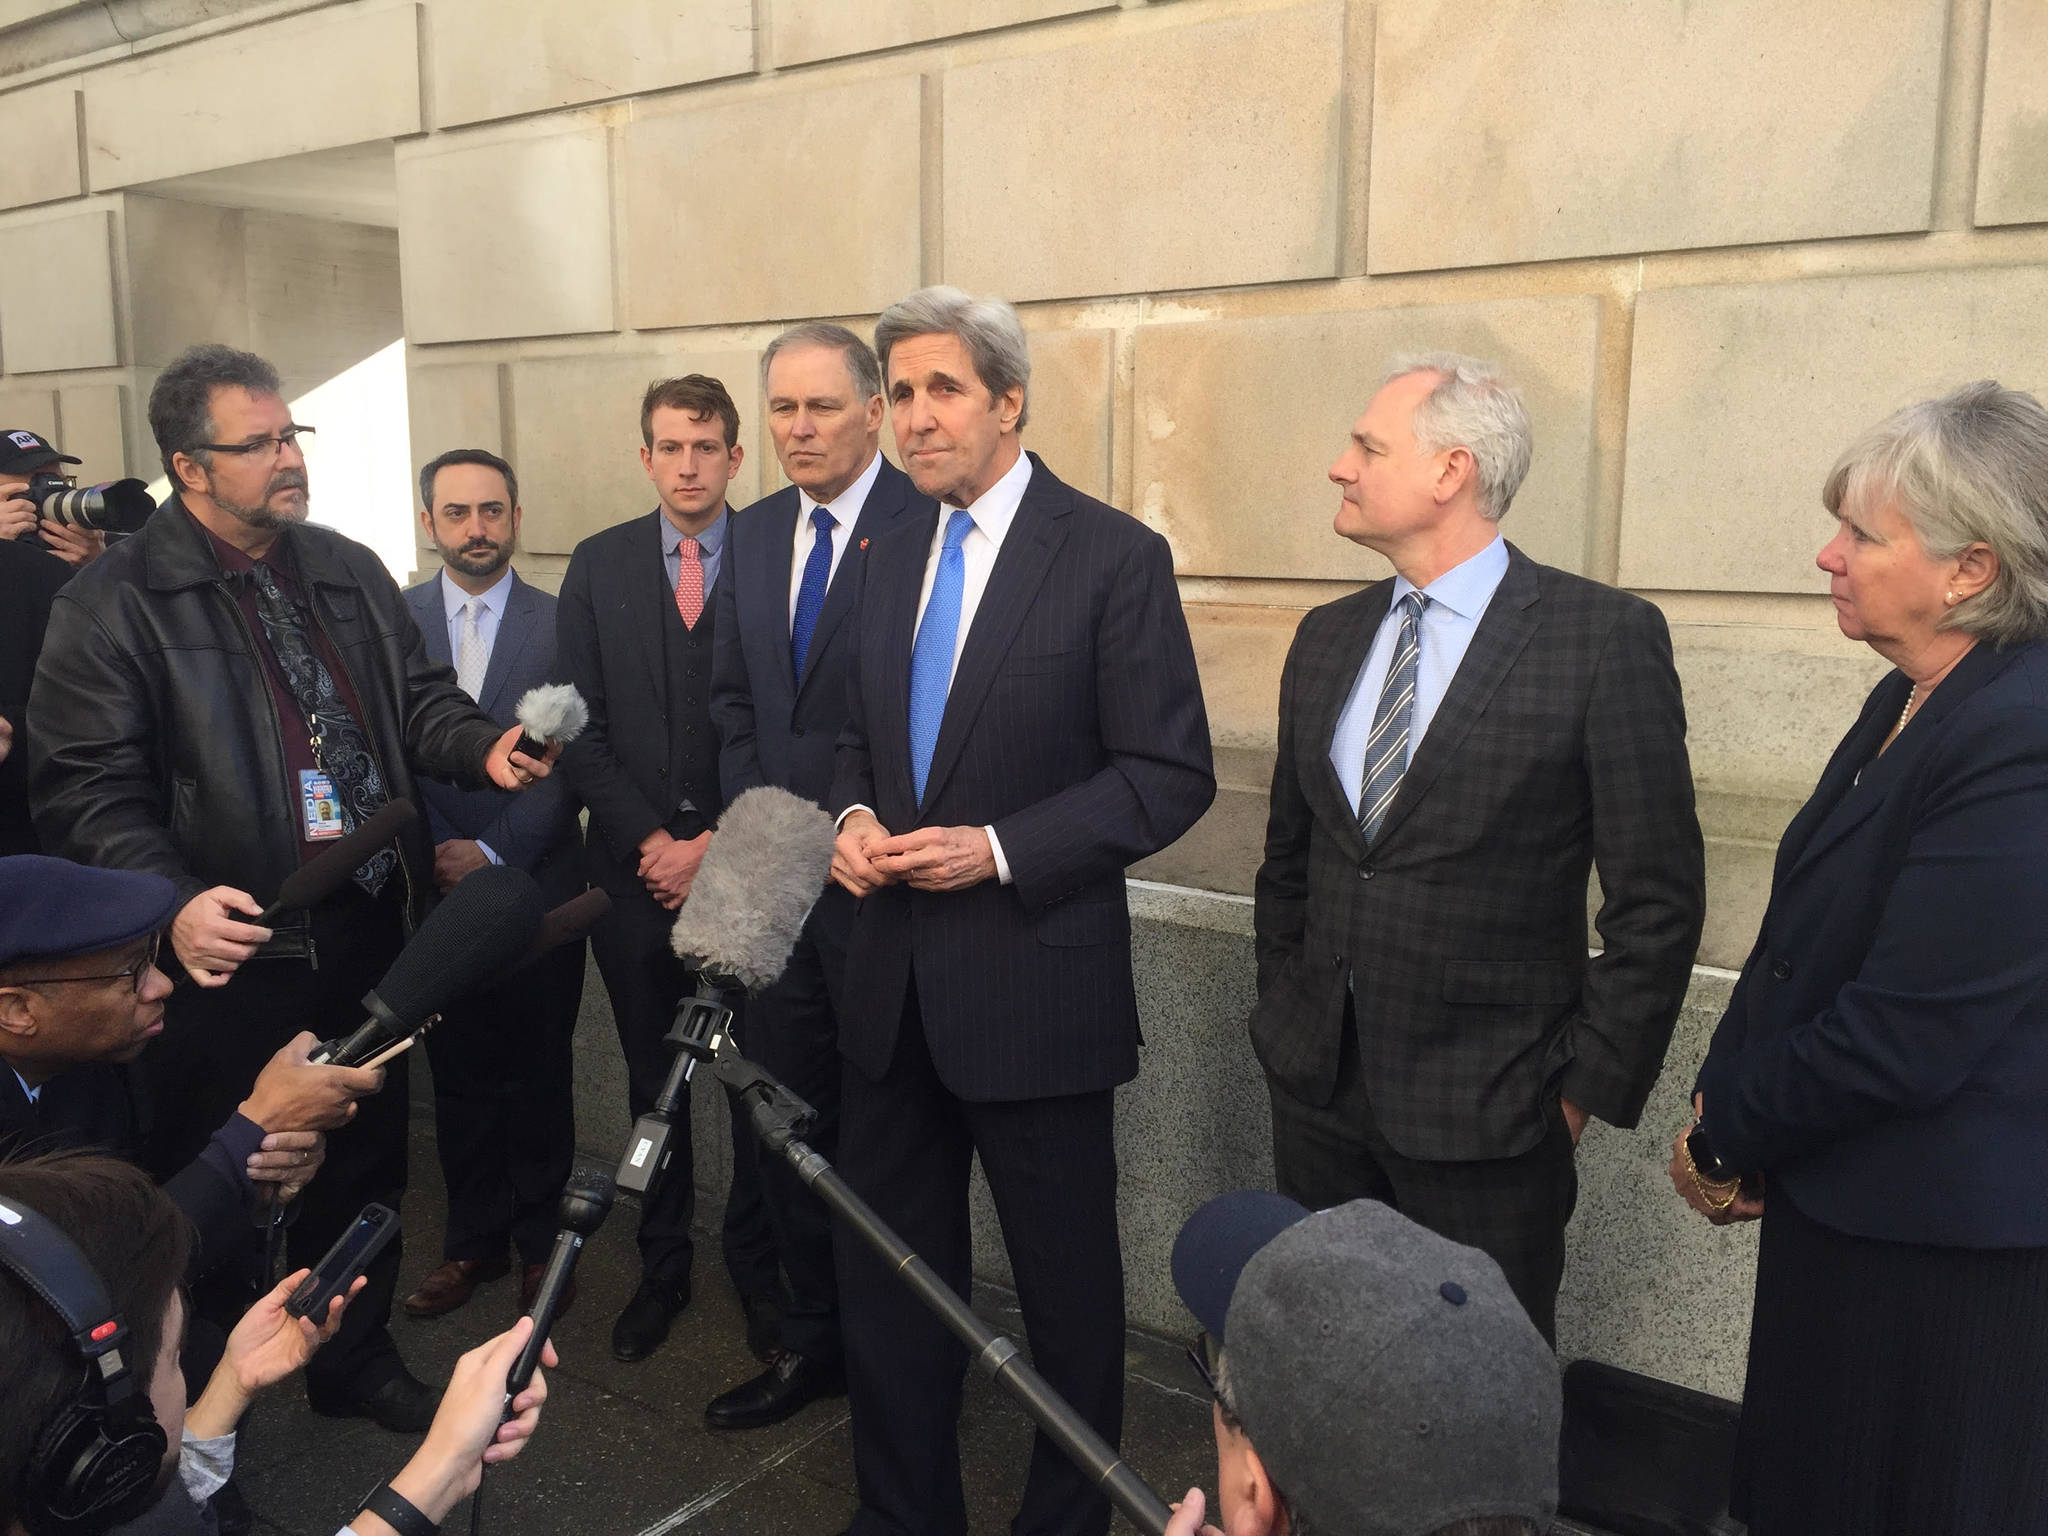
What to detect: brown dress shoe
<box><xmin>520</xmin><ymin>1261</ymin><xmax>577</xmax><ymax>1320</ymax></box>
<box><xmin>403</xmin><ymin>1255</ymin><xmax>509</xmax><ymax>1318</ymax></box>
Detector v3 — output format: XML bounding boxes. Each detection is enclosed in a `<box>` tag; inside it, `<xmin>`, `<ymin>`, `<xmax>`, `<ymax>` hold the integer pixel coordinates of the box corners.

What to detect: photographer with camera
<box><xmin>0</xmin><ymin>1152</ymin><xmax>553</xmax><ymax>1536</ymax></box>
<box><xmin>0</xmin><ymin>431</ymin><xmax>85</xmax><ymax>857</ymax></box>
<box><xmin>0</xmin><ymin>428</ymin><xmax>112</xmax><ymax>571</ymax></box>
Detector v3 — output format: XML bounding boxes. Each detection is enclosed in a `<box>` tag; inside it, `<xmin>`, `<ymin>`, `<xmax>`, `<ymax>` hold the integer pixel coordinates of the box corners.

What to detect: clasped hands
<box><xmin>831</xmin><ymin>810</ymin><xmax>997</xmax><ymax>897</ymax></box>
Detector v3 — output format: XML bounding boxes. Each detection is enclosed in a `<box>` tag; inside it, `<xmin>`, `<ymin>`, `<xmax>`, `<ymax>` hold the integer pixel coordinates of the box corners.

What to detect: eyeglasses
<box><xmin>8</xmin><ymin>933</ymin><xmax>162</xmax><ymax>996</ymax></box>
<box><xmin>1184</xmin><ymin>1329</ymin><xmax>1221</xmax><ymax>1398</ymax></box>
<box><xmin>195</xmin><ymin>425</ymin><xmax>317</xmax><ymax>459</ymax></box>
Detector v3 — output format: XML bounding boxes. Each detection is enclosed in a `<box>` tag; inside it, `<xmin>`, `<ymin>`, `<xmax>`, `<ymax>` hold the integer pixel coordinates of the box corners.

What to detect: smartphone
<box><xmin>285</xmin><ymin>1203</ymin><xmax>399</xmax><ymax>1320</ymax></box>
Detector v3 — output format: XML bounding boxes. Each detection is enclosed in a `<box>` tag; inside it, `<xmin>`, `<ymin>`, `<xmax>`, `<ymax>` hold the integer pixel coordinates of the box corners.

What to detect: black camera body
<box><xmin>18</xmin><ymin>473</ymin><xmax>156</xmax><ymax>535</ymax></box>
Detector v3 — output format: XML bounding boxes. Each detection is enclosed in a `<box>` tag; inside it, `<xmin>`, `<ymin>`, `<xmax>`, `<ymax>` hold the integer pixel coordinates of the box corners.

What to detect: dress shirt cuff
<box><xmin>984</xmin><ymin>826</ymin><xmax>1012</xmax><ymax>886</ymax></box>
<box><xmin>836</xmin><ymin>804</ymin><xmax>876</xmax><ymax>832</ymax></box>
<box><xmin>475</xmin><ymin>840</ymin><xmax>502</xmax><ymax>866</ymax></box>
<box><xmin>179</xmin><ymin>1429</ymin><xmax>237</xmax><ymax>1505</ymax></box>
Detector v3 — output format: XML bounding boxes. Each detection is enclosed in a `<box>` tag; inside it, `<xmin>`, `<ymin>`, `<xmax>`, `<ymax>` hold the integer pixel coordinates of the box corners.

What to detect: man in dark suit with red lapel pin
<box><xmin>1253</xmin><ymin>353</ymin><xmax>1706</xmax><ymax>1343</ymax></box>
<box><xmin>705</xmin><ymin>323</ymin><xmax>929</xmax><ymax>1430</ymax></box>
<box><xmin>829</xmin><ymin>287</ymin><xmax>1215</xmax><ymax>1536</ymax></box>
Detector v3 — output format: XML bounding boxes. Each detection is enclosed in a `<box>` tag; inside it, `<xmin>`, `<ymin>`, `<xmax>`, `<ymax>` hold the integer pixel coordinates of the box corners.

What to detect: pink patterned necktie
<box><xmin>674</xmin><ymin>535</ymin><xmax>704</xmax><ymax>629</ymax></box>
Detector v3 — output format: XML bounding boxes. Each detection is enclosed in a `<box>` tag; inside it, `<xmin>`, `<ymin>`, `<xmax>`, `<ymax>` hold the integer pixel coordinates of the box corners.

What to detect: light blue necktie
<box><xmin>908</xmin><ymin>510</ymin><xmax>975</xmax><ymax>805</ymax></box>
<box><xmin>790</xmin><ymin>506</ymin><xmax>836</xmax><ymax>684</ymax></box>
<box><xmin>1358</xmin><ymin>592</ymin><xmax>1425</xmax><ymax>844</ymax></box>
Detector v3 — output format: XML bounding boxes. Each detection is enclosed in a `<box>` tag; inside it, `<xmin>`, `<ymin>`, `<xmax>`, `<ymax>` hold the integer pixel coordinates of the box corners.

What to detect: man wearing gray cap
<box><xmin>1166</xmin><ymin>1190</ymin><xmax>1560</xmax><ymax>1536</ymax></box>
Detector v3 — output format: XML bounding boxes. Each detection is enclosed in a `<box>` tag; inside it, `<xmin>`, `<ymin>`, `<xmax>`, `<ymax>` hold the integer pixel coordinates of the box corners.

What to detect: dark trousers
<box><xmin>590</xmin><ymin>890</ymin><xmax>777</xmax><ymax>1297</ymax></box>
<box><xmin>740</xmin><ymin>884</ymin><xmax>850</xmax><ymax>1364</ymax></box>
<box><xmin>1266</xmin><ymin>995</ymin><xmax>1577</xmax><ymax>1343</ymax></box>
<box><xmin>425</xmin><ymin>936</ymin><xmax>584</xmax><ymax>1267</ymax></box>
<box><xmin>139</xmin><ymin>889</ymin><xmax>411</xmax><ymax>1400</ymax></box>
<box><xmin>837</xmin><ymin>987</ymin><xmax>1124</xmax><ymax>1536</ymax></box>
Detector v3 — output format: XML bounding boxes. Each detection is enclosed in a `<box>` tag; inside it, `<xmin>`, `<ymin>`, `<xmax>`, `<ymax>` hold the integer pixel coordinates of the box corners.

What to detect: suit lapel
<box><xmin>479</xmin><ymin>575</ymin><xmax>537</xmax><ymax>715</ymax></box>
<box><xmin>873</xmin><ymin>502</ymin><xmax>939</xmax><ymax>810</ymax></box>
<box><xmin>797</xmin><ymin>462</ymin><xmax>912</xmax><ymax>703</ymax></box>
<box><xmin>1307</xmin><ymin>585</ymin><xmax>1392</xmax><ymax>856</ymax></box>
<box><xmin>1368</xmin><ymin>546</ymin><xmax>1541</xmax><ymax>850</ymax></box>
<box><xmin>631</xmin><ymin>512</ymin><xmax>671</xmax><ymax>712</ymax></box>
<box><xmin>919</xmin><ymin>457</ymin><xmax>1068</xmax><ymax>816</ymax></box>
<box><xmin>750</xmin><ymin>491</ymin><xmax>801</xmax><ymax>698</ymax></box>
<box><xmin>1781</xmin><ymin>644</ymin><xmax>2013</xmax><ymax>884</ymax></box>
<box><xmin>412</xmin><ymin>581</ymin><xmax>453</xmax><ymax>667</ymax></box>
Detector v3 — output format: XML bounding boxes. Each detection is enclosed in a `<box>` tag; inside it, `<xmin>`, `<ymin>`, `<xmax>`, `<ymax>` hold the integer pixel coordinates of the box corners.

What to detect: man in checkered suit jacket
<box><xmin>1253</xmin><ymin>354</ymin><xmax>1705</xmax><ymax>1340</ymax></box>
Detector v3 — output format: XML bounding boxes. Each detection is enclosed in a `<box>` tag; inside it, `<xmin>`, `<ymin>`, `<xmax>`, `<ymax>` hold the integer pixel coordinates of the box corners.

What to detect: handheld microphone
<box><xmin>506</xmin><ymin>1171</ymin><xmax>613</xmax><ymax>1402</ymax></box>
<box><xmin>511</xmin><ymin>683</ymin><xmax>588</xmax><ymax>762</ymax></box>
<box><xmin>615</xmin><ymin>788</ymin><xmax>835</xmax><ymax>1198</ymax></box>
<box><xmin>310</xmin><ymin>864</ymin><xmax>547</xmax><ymax>1066</ymax></box>
<box><xmin>253</xmin><ymin>799</ymin><xmax>418</xmax><ymax>925</ymax></box>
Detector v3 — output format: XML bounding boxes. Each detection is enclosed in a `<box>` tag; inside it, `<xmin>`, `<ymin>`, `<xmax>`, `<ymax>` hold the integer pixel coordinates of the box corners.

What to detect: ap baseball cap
<box><xmin>1172</xmin><ymin>1192</ymin><xmax>1561</xmax><ymax>1536</ymax></box>
<box><xmin>0</xmin><ymin>430</ymin><xmax>79</xmax><ymax>476</ymax></box>
<box><xmin>0</xmin><ymin>856</ymin><xmax>177</xmax><ymax>969</ymax></box>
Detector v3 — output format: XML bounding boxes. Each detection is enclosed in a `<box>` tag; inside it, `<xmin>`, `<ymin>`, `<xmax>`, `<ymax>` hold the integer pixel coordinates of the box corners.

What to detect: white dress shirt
<box><xmin>842</xmin><ymin>448</ymin><xmax>1036</xmax><ymax>884</ymax></box>
<box><xmin>438</xmin><ymin>565</ymin><xmax>516</xmax><ymax>865</ymax></box>
<box><xmin>1329</xmin><ymin>535</ymin><xmax>1510</xmax><ymax>816</ymax></box>
<box><xmin>788</xmin><ymin>449</ymin><xmax>885</xmax><ymax>629</ymax></box>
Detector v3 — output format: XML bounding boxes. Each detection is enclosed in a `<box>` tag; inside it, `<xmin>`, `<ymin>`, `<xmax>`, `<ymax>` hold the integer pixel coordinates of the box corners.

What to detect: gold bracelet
<box><xmin>1681</xmin><ymin>1139</ymin><xmax>1741</xmax><ymax>1212</ymax></box>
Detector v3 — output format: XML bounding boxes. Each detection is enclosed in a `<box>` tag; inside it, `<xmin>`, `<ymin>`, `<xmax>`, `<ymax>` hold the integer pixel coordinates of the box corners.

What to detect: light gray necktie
<box><xmin>1358</xmin><ymin>592</ymin><xmax>1425</xmax><ymax>843</ymax></box>
<box><xmin>455</xmin><ymin>597</ymin><xmax>488</xmax><ymax>701</ymax></box>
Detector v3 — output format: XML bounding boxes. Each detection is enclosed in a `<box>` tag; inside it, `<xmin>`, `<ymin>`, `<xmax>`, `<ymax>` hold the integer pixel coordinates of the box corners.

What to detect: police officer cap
<box><xmin>0</xmin><ymin>855</ymin><xmax>178</xmax><ymax>969</ymax></box>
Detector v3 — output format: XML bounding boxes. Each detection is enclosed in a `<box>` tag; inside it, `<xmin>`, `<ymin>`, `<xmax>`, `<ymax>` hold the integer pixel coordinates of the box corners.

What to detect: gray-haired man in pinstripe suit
<box><xmin>1253</xmin><ymin>354</ymin><xmax>1706</xmax><ymax>1341</ymax></box>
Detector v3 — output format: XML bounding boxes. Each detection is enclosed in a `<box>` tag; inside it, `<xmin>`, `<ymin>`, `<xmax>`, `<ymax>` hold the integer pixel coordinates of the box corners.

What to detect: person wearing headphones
<box><xmin>0</xmin><ymin>1152</ymin><xmax>555</xmax><ymax>1536</ymax></box>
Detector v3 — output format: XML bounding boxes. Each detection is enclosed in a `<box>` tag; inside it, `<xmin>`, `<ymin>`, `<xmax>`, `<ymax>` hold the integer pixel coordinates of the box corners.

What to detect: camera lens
<box><xmin>33</xmin><ymin>477</ymin><xmax>156</xmax><ymax>534</ymax></box>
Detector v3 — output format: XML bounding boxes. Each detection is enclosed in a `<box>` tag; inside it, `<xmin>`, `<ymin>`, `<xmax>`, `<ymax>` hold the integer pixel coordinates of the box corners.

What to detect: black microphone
<box><xmin>310</xmin><ymin>864</ymin><xmax>547</xmax><ymax>1066</ymax></box>
<box><xmin>253</xmin><ymin>800</ymin><xmax>418</xmax><ymax>925</ymax></box>
<box><xmin>614</xmin><ymin>788</ymin><xmax>836</xmax><ymax>1197</ymax></box>
<box><xmin>506</xmin><ymin>1171</ymin><xmax>614</xmax><ymax>1401</ymax></box>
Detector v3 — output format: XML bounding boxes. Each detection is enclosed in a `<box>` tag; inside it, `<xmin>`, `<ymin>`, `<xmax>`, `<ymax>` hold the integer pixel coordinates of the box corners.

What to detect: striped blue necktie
<box><xmin>908</xmin><ymin>510</ymin><xmax>975</xmax><ymax>804</ymax></box>
<box><xmin>790</xmin><ymin>506</ymin><xmax>836</xmax><ymax>683</ymax></box>
<box><xmin>1358</xmin><ymin>591</ymin><xmax>1425</xmax><ymax>843</ymax></box>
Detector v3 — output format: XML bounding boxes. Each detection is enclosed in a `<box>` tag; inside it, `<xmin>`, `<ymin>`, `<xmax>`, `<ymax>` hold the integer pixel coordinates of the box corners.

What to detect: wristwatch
<box><xmin>356</xmin><ymin>1482</ymin><xmax>439</xmax><ymax>1536</ymax></box>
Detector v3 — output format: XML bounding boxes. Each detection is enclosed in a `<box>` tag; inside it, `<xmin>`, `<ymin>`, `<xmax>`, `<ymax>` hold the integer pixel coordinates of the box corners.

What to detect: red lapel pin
<box><xmin>859</xmin><ymin>538</ymin><xmax>869</xmax><ymax>550</ymax></box>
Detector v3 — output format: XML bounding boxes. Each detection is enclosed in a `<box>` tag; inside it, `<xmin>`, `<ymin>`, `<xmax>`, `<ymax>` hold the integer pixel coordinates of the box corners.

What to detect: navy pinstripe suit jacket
<box><xmin>829</xmin><ymin>453</ymin><xmax>1215</xmax><ymax>1102</ymax></box>
<box><xmin>1253</xmin><ymin>544</ymin><xmax>1705</xmax><ymax>1161</ymax></box>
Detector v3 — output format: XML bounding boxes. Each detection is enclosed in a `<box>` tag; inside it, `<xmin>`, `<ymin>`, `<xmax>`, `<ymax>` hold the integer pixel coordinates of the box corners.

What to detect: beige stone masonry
<box><xmin>1620</xmin><ymin>267</ymin><xmax>2048</xmax><ymax>593</ymax></box>
<box><xmin>397</xmin><ymin>125</ymin><xmax>614</xmax><ymax>344</ymax></box>
<box><xmin>770</xmin><ymin>0</ymin><xmax>1111</xmax><ymax>68</ymax></box>
<box><xmin>55</xmin><ymin>381</ymin><xmax>128</xmax><ymax>488</ymax></box>
<box><xmin>624</xmin><ymin>75</ymin><xmax>922</xmax><ymax>331</ymax></box>
<box><xmin>0</xmin><ymin>80</ymin><xmax>82</xmax><ymax>211</ymax></box>
<box><xmin>1369</xmin><ymin>0</ymin><xmax>1947</xmax><ymax>273</ymax></box>
<box><xmin>424</xmin><ymin>0</ymin><xmax>754</xmax><ymax>129</ymax></box>
<box><xmin>1977</xmin><ymin>0</ymin><xmax>2048</xmax><ymax>228</ymax></box>
<box><xmin>1019</xmin><ymin>327</ymin><xmax>1113</xmax><ymax>504</ymax></box>
<box><xmin>507</xmin><ymin>349</ymin><xmax>762</xmax><ymax>555</ymax></box>
<box><xmin>1133</xmin><ymin>295</ymin><xmax>1601</xmax><ymax>579</ymax></box>
<box><xmin>0</xmin><ymin>386</ymin><xmax>57</xmax><ymax>442</ymax></box>
<box><xmin>122</xmin><ymin>197</ymin><xmax>247</xmax><ymax>366</ymax></box>
<box><xmin>0</xmin><ymin>206</ymin><xmax>119</xmax><ymax>373</ymax></box>
<box><xmin>83</xmin><ymin>3</ymin><xmax>420</xmax><ymax>189</ymax></box>
<box><xmin>942</xmin><ymin>1</ymin><xmax>1346</xmax><ymax>302</ymax></box>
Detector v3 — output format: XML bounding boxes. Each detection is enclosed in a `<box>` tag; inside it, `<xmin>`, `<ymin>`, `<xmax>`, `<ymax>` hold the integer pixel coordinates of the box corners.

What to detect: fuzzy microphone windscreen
<box><xmin>514</xmin><ymin>683</ymin><xmax>589</xmax><ymax>745</ymax></box>
<box><xmin>670</xmin><ymin>786</ymin><xmax>838</xmax><ymax>992</ymax></box>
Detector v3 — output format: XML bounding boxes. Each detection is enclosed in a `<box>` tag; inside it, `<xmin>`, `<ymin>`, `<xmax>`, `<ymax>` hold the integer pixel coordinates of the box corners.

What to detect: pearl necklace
<box><xmin>1895</xmin><ymin>682</ymin><xmax>1920</xmax><ymax>737</ymax></box>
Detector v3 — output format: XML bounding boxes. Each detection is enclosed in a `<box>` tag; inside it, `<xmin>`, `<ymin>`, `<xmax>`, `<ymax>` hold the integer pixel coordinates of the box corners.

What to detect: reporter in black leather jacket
<box><xmin>22</xmin><ymin>344</ymin><xmax>549</xmax><ymax>1433</ymax></box>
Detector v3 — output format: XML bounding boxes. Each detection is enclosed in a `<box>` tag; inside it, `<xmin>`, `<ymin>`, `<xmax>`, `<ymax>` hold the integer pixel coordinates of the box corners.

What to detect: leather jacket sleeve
<box><xmin>28</xmin><ymin>587</ymin><xmax>210</xmax><ymax>907</ymax></box>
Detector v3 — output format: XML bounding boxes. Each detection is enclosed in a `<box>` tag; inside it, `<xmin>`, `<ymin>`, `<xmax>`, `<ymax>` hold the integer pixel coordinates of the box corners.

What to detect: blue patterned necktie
<box><xmin>907</xmin><ymin>510</ymin><xmax>975</xmax><ymax>805</ymax></box>
<box><xmin>1358</xmin><ymin>591</ymin><xmax>1426</xmax><ymax>844</ymax></box>
<box><xmin>790</xmin><ymin>506</ymin><xmax>837</xmax><ymax>684</ymax></box>
<box><xmin>246</xmin><ymin>560</ymin><xmax>396</xmax><ymax>895</ymax></box>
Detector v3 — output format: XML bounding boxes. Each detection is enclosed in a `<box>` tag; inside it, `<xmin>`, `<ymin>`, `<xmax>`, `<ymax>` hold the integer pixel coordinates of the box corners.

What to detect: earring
<box><xmin>1946</xmin><ymin>591</ymin><xmax>1957</xmax><ymax>605</ymax></box>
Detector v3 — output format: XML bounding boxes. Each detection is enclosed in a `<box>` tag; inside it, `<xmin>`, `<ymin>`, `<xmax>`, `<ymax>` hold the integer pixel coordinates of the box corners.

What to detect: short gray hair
<box><xmin>1385</xmin><ymin>353</ymin><xmax>1534</xmax><ymax>521</ymax></box>
<box><xmin>761</xmin><ymin>322</ymin><xmax>882</xmax><ymax>402</ymax></box>
<box><xmin>1824</xmin><ymin>381</ymin><xmax>2048</xmax><ymax>648</ymax></box>
<box><xmin>874</xmin><ymin>285</ymin><xmax>1031</xmax><ymax>430</ymax></box>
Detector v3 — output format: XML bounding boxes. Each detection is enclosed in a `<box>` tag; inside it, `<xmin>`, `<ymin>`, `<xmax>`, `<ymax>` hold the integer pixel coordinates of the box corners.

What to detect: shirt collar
<box><xmin>439</xmin><ymin>565</ymin><xmax>513</xmax><ymax>622</ymax></box>
<box><xmin>946</xmin><ymin>448</ymin><xmax>1033</xmax><ymax>547</ymax></box>
<box><xmin>9</xmin><ymin>1065</ymin><xmax>39</xmax><ymax>1105</ymax></box>
<box><xmin>1391</xmin><ymin>534</ymin><xmax>1509</xmax><ymax>620</ymax></box>
<box><xmin>798</xmin><ymin>450</ymin><xmax>885</xmax><ymax>529</ymax></box>
<box><xmin>661</xmin><ymin>508</ymin><xmax>728</xmax><ymax>557</ymax></box>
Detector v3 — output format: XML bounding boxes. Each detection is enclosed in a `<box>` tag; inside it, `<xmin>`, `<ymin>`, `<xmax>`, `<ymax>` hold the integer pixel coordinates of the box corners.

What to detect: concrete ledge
<box><xmin>572</xmin><ymin>883</ymin><xmax>1753</xmax><ymax>1397</ymax></box>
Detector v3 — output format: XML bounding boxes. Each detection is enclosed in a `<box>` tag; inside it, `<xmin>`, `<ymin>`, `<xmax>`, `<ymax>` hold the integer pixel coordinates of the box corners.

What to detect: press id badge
<box><xmin>300</xmin><ymin>770</ymin><xmax>345</xmax><ymax>840</ymax></box>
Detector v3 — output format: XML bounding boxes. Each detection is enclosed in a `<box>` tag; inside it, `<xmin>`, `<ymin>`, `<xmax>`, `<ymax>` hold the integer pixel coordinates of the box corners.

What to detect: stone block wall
<box><xmin>6</xmin><ymin>0</ymin><xmax>2033</xmax><ymax>958</ymax></box>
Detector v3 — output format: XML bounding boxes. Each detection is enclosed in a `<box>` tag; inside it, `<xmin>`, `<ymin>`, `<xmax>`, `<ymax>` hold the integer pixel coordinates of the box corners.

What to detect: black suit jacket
<box><xmin>1698</xmin><ymin>639</ymin><xmax>2048</xmax><ymax>1248</ymax></box>
<box><xmin>712</xmin><ymin>458</ymin><xmax>928</xmax><ymax>807</ymax></box>
<box><xmin>829</xmin><ymin>453</ymin><xmax>1215</xmax><ymax>1102</ymax></box>
<box><xmin>1253</xmin><ymin>544</ymin><xmax>1705</xmax><ymax>1161</ymax></box>
<box><xmin>556</xmin><ymin>512</ymin><xmax>723</xmax><ymax>896</ymax></box>
<box><xmin>402</xmin><ymin>571</ymin><xmax>584</xmax><ymax>904</ymax></box>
